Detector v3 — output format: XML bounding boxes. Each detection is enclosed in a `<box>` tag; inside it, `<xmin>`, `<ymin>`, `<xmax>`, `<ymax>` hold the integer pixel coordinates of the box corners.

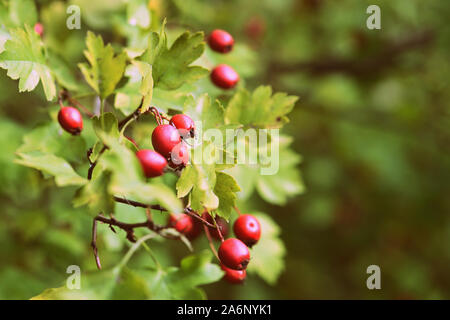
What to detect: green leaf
<box><xmin>48</xmin><ymin>52</ymin><xmax>89</xmax><ymax>93</ymax></box>
<box><xmin>141</xmin><ymin>250</ymin><xmax>223</xmax><ymax>299</ymax></box>
<box><xmin>246</xmin><ymin>213</ymin><xmax>286</xmax><ymax>285</ymax></box>
<box><xmin>0</xmin><ymin>25</ymin><xmax>56</xmax><ymax>100</ymax></box>
<box><xmin>225</xmin><ymin>135</ymin><xmax>304</xmax><ymax>205</ymax></box>
<box><xmin>78</xmin><ymin>31</ymin><xmax>127</xmax><ymax>100</ymax></box>
<box><xmin>176</xmin><ymin>143</ymin><xmax>219</xmax><ymax>212</ymax></box>
<box><xmin>114</xmin><ymin>64</ymin><xmax>143</xmax><ymax>115</ymax></box>
<box><xmin>255</xmin><ymin>136</ymin><xmax>305</xmax><ymax>205</ymax></box>
<box><xmin>32</xmin><ymin>250</ymin><xmax>221</xmax><ymax>300</ymax></box>
<box><xmin>17</xmin><ymin>121</ymin><xmax>87</xmax><ymax>163</ymax></box>
<box><xmin>225</xmin><ymin>86</ymin><xmax>299</xmax><ymax>128</ymax></box>
<box><xmin>99</xmin><ymin>137</ymin><xmax>182</xmax><ymax>213</ymax></box>
<box><xmin>183</xmin><ymin>93</ymin><xmax>225</xmax><ymax>131</ymax></box>
<box><xmin>92</xmin><ymin>112</ymin><xmax>120</xmax><ymax>143</ymax></box>
<box><xmin>0</xmin><ymin>27</ymin><xmax>11</xmax><ymax>53</ymax></box>
<box><xmin>15</xmin><ymin>153</ymin><xmax>87</xmax><ymax>187</ymax></box>
<box><xmin>1</xmin><ymin>0</ymin><xmax>38</xmax><ymax>28</ymax></box>
<box><xmin>133</xmin><ymin>60</ymin><xmax>153</xmax><ymax>111</ymax></box>
<box><xmin>139</xmin><ymin>21</ymin><xmax>208</xmax><ymax>90</ymax></box>
<box><xmin>31</xmin><ymin>268</ymin><xmax>151</xmax><ymax>300</ymax></box>
<box><xmin>213</xmin><ymin>172</ymin><xmax>240</xmax><ymax>220</ymax></box>
<box><xmin>167</xmin><ymin>250</ymin><xmax>223</xmax><ymax>293</ymax></box>
<box><xmin>73</xmin><ymin>171</ymin><xmax>114</xmax><ymax>216</ymax></box>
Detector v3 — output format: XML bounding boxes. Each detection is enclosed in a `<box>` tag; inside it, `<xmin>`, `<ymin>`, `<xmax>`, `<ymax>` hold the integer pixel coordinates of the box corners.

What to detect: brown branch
<box><xmin>112</xmin><ymin>197</ymin><xmax>216</xmax><ymax>229</ymax></box>
<box><xmin>118</xmin><ymin>99</ymin><xmax>144</xmax><ymax>130</ymax></box>
<box><xmin>87</xmin><ymin>145</ymin><xmax>107</xmax><ymax>180</ymax></box>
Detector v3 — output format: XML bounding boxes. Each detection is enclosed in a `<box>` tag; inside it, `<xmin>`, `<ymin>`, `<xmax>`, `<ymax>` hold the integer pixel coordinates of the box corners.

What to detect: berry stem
<box><xmin>214</xmin><ymin>218</ymin><xmax>225</xmax><ymax>242</ymax></box>
<box><xmin>203</xmin><ymin>224</ymin><xmax>220</xmax><ymax>262</ymax></box>
<box><xmin>59</xmin><ymin>89</ymin><xmax>94</xmax><ymax>117</ymax></box>
<box><xmin>234</xmin><ymin>206</ymin><xmax>242</xmax><ymax>216</ymax></box>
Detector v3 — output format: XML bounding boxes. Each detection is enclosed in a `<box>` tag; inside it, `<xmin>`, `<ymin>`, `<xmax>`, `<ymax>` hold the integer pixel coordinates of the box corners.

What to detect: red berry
<box><xmin>34</xmin><ymin>23</ymin><xmax>44</xmax><ymax>37</ymax></box>
<box><xmin>169</xmin><ymin>214</ymin><xmax>193</xmax><ymax>233</ymax></box>
<box><xmin>210</xmin><ymin>64</ymin><xmax>239</xmax><ymax>89</ymax></box>
<box><xmin>170</xmin><ymin>114</ymin><xmax>195</xmax><ymax>138</ymax></box>
<box><xmin>152</xmin><ymin>124</ymin><xmax>181</xmax><ymax>158</ymax></box>
<box><xmin>233</xmin><ymin>214</ymin><xmax>261</xmax><ymax>247</ymax></box>
<box><xmin>202</xmin><ymin>212</ymin><xmax>229</xmax><ymax>240</ymax></box>
<box><xmin>58</xmin><ymin>106</ymin><xmax>83</xmax><ymax>135</ymax></box>
<box><xmin>218</xmin><ymin>238</ymin><xmax>250</xmax><ymax>270</ymax></box>
<box><xmin>221</xmin><ymin>264</ymin><xmax>246</xmax><ymax>284</ymax></box>
<box><xmin>136</xmin><ymin>149</ymin><xmax>167</xmax><ymax>178</ymax></box>
<box><xmin>169</xmin><ymin>142</ymin><xmax>189</xmax><ymax>169</ymax></box>
<box><xmin>208</xmin><ymin>29</ymin><xmax>234</xmax><ymax>53</ymax></box>
<box><xmin>169</xmin><ymin>214</ymin><xmax>202</xmax><ymax>239</ymax></box>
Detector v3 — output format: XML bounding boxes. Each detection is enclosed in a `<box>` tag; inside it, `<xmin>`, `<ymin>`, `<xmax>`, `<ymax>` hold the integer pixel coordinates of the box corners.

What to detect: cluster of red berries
<box><xmin>138</xmin><ymin>113</ymin><xmax>195</xmax><ymax>177</ymax></box>
<box><xmin>208</xmin><ymin>30</ymin><xmax>240</xmax><ymax>90</ymax></box>
<box><xmin>57</xmin><ymin>105</ymin><xmax>195</xmax><ymax>178</ymax></box>
<box><xmin>169</xmin><ymin>211</ymin><xmax>261</xmax><ymax>284</ymax></box>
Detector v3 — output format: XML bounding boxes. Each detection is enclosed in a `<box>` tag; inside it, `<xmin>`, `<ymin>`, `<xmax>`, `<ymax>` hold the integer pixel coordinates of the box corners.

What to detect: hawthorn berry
<box><xmin>58</xmin><ymin>106</ymin><xmax>83</xmax><ymax>135</ymax></box>
<box><xmin>169</xmin><ymin>214</ymin><xmax>201</xmax><ymax>239</ymax></box>
<box><xmin>170</xmin><ymin>114</ymin><xmax>195</xmax><ymax>138</ymax></box>
<box><xmin>210</xmin><ymin>64</ymin><xmax>239</xmax><ymax>89</ymax></box>
<box><xmin>169</xmin><ymin>142</ymin><xmax>189</xmax><ymax>169</ymax></box>
<box><xmin>218</xmin><ymin>238</ymin><xmax>250</xmax><ymax>270</ymax></box>
<box><xmin>202</xmin><ymin>212</ymin><xmax>229</xmax><ymax>240</ymax></box>
<box><xmin>208</xmin><ymin>29</ymin><xmax>234</xmax><ymax>53</ymax></box>
<box><xmin>152</xmin><ymin>124</ymin><xmax>182</xmax><ymax>158</ymax></box>
<box><xmin>221</xmin><ymin>264</ymin><xmax>246</xmax><ymax>284</ymax></box>
<box><xmin>233</xmin><ymin>214</ymin><xmax>261</xmax><ymax>247</ymax></box>
<box><xmin>34</xmin><ymin>23</ymin><xmax>44</xmax><ymax>37</ymax></box>
<box><xmin>136</xmin><ymin>149</ymin><xmax>167</xmax><ymax>178</ymax></box>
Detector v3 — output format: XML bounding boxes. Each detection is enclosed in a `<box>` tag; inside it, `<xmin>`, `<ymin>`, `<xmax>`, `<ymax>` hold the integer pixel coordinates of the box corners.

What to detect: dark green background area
<box><xmin>0</xmin><ymin>0</ymin><xmax>449</xmax><ymax>299</ymax></box>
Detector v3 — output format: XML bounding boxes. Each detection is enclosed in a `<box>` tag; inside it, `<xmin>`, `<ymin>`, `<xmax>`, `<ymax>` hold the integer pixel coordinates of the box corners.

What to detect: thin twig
<box><xmin>118</xmin><ymin>99</ymin><xmax>144</xmax><ymax>129</ymax></box>
<box><xmin>91</xmin><ymin>217</ymin><xmax>102</xmax><ymax>270</ymax></box>
<box><xmin>87</xmin><ymin>145</ymin><xmax>107</xmax><ymax>180</ymax></box>
<box><xmin>112</xmin><ymin>197</ymin><xmax>216</xmax><ymax>229</ymax></box>
<box><xmin>204</xmin><ymin>224</ymin><xmax>220</xmax><ymax>262</ymax></box>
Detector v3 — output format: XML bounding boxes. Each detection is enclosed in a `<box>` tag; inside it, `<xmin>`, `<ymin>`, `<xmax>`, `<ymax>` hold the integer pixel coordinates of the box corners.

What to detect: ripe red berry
<box><xmin>152</xmin><ymin>124</ymin><xmax>181</xmax><ymax>158</ymax></box>
<box><xmin>218</xmin><ymin>238</ymin><xmax>250</xmax><ymax>270</ymax></box>
<box><xmin>170</xmin><ymin>114</ymin><xmax>195</xmax><ymax>138</ymax></box>
<box><xmin>202</xmin><ymin>212</ymin><xmax>229</xmax><ymax>240</ymax></box>
<box><xmin>58</xmin><ymin>106</ymin><xmax>83</xmax><ymax>135</ymax></box>
<box><xmin>208</xmin><ymin>29</ymin><xmax>234</xmax><ymax>53</ymax></box>
<box><xmin>169</xmin><ymin>214</ymin><xmax>201</xmax><ymax>239</ymax></box>
<box><xmin>221</xmin><ymin>264</ymin><xmax>246</xmax><ymax>284</ymax></box>
<box><xmin>136</xmin><ymin>149</ymin><xmax>167</xmax><ymax>178</ymax></box>
<box><xmin>233</xmin><ymin>214</ymin><xmax>261</xmax><ymax>247</ymax></box>
<box><xmin>169</xmin><ymin>214</ymin><xmax>193</xmax><ymax>234</ymax></box>
<box><xmin>34</xmin><ymin>23</ymin><xmax>44</xmax><ymax>37</ymax></box>
<box><xmin>210</xmin><ymin>64</ymin><xmax>239</xmax><ymax>89</ymax></box>
<box><xmin>169</xmin><ymin>142</ymin><xmax>189</xmax><ymax>169</ymax></box>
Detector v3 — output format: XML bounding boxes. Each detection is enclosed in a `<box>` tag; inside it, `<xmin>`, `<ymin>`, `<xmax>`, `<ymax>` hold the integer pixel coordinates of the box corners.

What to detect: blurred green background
<box><xmin>0</xmin><ymin>0</ymin><xmax>449</xmax><ymax>299</ymax></box>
